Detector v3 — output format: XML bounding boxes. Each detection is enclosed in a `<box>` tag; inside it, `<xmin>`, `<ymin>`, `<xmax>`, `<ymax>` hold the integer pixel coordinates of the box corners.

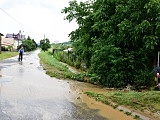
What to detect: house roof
<box><xmin>6</xmin><ymin>34</ymin><xmax>13</xmax><ymax>38</ymax></box>
<box><xmin>6</xmin><ymin>33</ymin><xmax>25</xmax><ymax>40</ymax></box>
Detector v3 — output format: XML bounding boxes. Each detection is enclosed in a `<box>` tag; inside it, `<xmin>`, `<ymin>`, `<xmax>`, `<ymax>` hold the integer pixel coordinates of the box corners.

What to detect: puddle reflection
<box><xmin>19</xmin><ymin>62</ymin><xmax>23</xmax><ymax>65</ymax></box>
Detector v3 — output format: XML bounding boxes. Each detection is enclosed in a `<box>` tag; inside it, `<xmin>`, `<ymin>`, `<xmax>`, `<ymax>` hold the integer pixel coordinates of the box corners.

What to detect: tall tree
<box><xmin>62</xmin><ymin>0</ymin><xmax>94</xmax><ymax>68</ymax></box>
<box><xmin>62</xmin><ymin>0</ymin><xmax>160</xmax><ymax>88</ymax></box>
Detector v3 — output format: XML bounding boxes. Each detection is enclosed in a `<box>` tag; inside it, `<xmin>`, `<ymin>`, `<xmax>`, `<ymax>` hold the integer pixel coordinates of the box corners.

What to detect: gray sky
<box><xmin>0</xmin><ymin>0</ymin><xmax>84</xmax><ymax>43</ymax></box>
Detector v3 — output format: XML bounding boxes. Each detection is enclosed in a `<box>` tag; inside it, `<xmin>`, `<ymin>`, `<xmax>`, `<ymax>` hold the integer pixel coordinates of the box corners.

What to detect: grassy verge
<box><xmin>85</xmin><ymin>90</ymin><xmax>160</xmax><ymax>119</ymax></box>
<box><xmin>38</xmin><ymin>51</ymin><xmax>76</xmax><ymax>79</ymax></box>
<box><xmin>38</xmin><ymin>51</ymin><xmax>88</xmax><ymax>82</ymax></box>
<box><xmin>0</xmin><ymin>51</ymin><xmax>18</xmax><ymax>60</ymax></box>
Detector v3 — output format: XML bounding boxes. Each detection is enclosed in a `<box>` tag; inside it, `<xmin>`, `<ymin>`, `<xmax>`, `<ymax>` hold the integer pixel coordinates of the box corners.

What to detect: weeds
<box><xmin>85</xmin><ymin>92</ymin><xmax>110</xmax><ymax>105</ymax></box>
<box><xmin>134</xmin><ymin>115</ymin><xmax>142</xmax><ymax>120</ymax></box>
<box><xmin>125</xmin><ymin>111</ymin><xmax>132</xmax><ymax>116</ymax></box>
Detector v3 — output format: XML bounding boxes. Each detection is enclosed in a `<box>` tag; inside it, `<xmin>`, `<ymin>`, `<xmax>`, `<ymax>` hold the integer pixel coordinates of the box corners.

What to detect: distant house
<box><xmin>1</xmin><ymin>37</ymin><xmax>16</xmax><ymax>49</ymax></box>
<box><xmin>1</xmin><ymin>33</ymin><xmax>25</xmax><ymax>50</ymax></box>
<box><xmin>6</xmin><ymin>33</ymin><xmax>25</xmax><ymax>47</ymax></box>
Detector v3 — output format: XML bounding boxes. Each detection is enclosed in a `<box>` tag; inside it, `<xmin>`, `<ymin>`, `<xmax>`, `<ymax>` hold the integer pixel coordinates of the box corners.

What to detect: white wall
<box><xmin>1</xmin><ymin>37</ymin><xmax>17</xmax><ymax>49</ymax></box>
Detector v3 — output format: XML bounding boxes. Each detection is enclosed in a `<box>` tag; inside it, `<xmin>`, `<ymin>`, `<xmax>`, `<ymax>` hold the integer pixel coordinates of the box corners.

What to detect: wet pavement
<box><xmin>0</xmin><ymin>50</ymin><xmax>108</xmax><ymax>120</ymax></box>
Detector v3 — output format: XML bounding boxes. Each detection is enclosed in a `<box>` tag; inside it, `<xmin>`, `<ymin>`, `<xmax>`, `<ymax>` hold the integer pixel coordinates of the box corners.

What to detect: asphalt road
<box><xmin>0</xmin><ymin>50</ymin><xmax>108</xmax><ymax>120</ymax></box>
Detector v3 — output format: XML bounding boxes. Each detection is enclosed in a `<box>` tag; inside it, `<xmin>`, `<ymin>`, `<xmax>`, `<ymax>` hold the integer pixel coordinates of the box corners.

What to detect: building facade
<box><xmin>1</xmin><ymin>33</ymin><xmax>25</xmax><ymax>50</ymax></box>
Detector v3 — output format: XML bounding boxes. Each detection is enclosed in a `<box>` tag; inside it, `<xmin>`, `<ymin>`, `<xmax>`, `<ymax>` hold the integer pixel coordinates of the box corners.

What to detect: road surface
<box><xmin>0</xmin><ymin>50</ymin><xmax>109</xmax><ymax>120</ymax></box>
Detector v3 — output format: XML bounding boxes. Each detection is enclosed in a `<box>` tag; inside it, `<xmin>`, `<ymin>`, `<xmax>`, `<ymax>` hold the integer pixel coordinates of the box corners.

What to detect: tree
<box><xmin>20</xmin><ymin>37</ymin><xmax>37</xmax><ymax>51</ymax></box>
<box><xmin>40</xmin><ymin>38</ymin><xmax>51</xmax><ymax>52</ymax></box>
<box><xmin>62</xmin><ymin>0</ymin><xmax>160</xmax><ymax>88</ymax></box>
<box><xmin>27</xmin><ymin>36</ymin><xmax>31</xmax><ymax>40</ymax></box>
<box><xmin>62</xmin><ymin>0</ymin><xmax>94</xmax><ymax>68</ymax></box>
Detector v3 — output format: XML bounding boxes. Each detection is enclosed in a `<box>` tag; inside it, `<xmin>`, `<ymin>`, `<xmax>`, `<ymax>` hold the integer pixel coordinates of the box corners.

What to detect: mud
<box><xmin>68</xmin><ymin>80</ymin><xmax>160</xmax><ymax>120</ymax></box>
<box><xmin>68</xmin><ymin>81</ymin><xmax>135</xmax><ymax>120</ymax></box>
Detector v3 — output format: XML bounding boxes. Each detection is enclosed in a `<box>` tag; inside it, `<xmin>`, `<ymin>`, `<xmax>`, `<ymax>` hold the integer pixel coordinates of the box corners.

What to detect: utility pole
<box><xmin>44</xmin><ymin>34</ymin><xmax>45</xmax><ymax>40</ymax></box>
<box><xmin>17</xmin><ymin>30</ymin><xmax>24</xmax><ymax>47</ymax></box>
<box><xmin>0</xmin><ymin>33</ymin><xmax>4</xmax><ymax>54</ymax></box>
<box><xmin>18</xmin><ymin>30</ymin><xmax>21</xmax><ymax>47</ymax></box>
<box><xmin>158</xmin><ymin>51</ymin><xmax>160</xmax><ymax>67</ymax></box>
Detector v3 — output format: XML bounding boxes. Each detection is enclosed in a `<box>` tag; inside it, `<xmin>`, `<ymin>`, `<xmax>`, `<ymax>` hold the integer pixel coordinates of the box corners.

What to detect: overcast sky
<box><xmin>0</xmin><ymin>0</ymin><xmax>85</xmax><ymax>43</ymax></box>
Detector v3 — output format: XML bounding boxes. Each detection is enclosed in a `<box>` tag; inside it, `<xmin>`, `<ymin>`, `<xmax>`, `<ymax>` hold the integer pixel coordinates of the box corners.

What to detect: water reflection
<box><xmin>0</xmin><ymin>51</ymin><xmax>109</xmax><ymax>120</ymax></box>
<box><xmin>19</xmin><ymin>61</ymin><xmax>23</xmax><ymax>65</ymax></box>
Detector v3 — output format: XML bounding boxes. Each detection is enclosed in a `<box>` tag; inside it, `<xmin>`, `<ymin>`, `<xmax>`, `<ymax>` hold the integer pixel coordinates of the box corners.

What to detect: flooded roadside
<box><xmin>68</xmin><ymin>80</ymin><xmax>135</xmax><ymax>120</ymax></box>
<box><xmin>0</xmin><ymin>50</ymin><xmax>144</xmax><ymax>120</ymax></box>
<box><xmin>68</xmin><ymin>78</ymin><xmax>160</xmax><ymax>120</ymax></box>
<box><xmin>63</xmin><ymin>55</ymin><xmax>160</xmax><ymax>120</ymax></box>
<box><xmin>0</xmin><ymin>50</ymin><xmax>118</xmax><ymax>120</ymax></box>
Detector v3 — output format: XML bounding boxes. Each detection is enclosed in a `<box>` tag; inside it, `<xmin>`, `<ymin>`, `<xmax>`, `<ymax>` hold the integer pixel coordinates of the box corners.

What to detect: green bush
<box><xmin>62</xmin><ymin>0</ymin><xmax>160</xmax><ymax>89</ymax></box>
<box><xmin>74</xmin><ymin>61</ymin><xmax>81</xmax><ymax>69</ymax></box>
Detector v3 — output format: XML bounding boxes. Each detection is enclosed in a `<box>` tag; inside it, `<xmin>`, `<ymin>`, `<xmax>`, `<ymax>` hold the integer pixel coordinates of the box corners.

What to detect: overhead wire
<box><xmin>0</xmin><ymin>7</ymin><xmax>25</xmax><ymax>28</ymax></box>
<box><xmin>0</xmin><ymin>7</ymin><xmax>40</xmax><ymax>38</ymax></box>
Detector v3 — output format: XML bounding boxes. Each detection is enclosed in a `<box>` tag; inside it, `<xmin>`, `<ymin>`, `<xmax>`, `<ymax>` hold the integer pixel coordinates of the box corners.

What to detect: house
<box><xmin>1</xmin><ymin>33</ymin><xmax>25</xmax><ymax>50</ymax></box>
<box><xmin>1</xmin><ymin>37</ymin><xmax>16</xmax><ymax>49</ymax></box>
<box><xmin>6</xmin><ymin>33</ymin><xmax>25</xmax><ymax>47</ymax></box>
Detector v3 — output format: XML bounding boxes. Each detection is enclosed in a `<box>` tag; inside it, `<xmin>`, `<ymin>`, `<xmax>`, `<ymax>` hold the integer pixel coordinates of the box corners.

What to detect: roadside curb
<box><xmin>117</xmin><ymin>106</ymin><xmax>151</xmax><ymax>120</ymax></box>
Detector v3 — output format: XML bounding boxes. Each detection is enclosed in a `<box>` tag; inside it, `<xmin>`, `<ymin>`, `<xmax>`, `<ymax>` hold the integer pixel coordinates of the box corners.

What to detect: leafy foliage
<box><xmin>40</xmin><ymin>38</ymin><xmax>51</xmax><ymax>52</ymax></box>
<box><xmin>62</xmin><ymin>0</ymin><xmax>160</xmax><ymax>88</ymax></box>
<box><xmin>20</xmin><ymin>36</ymin><xmax>37</xmax><ymax>51</ymax></box>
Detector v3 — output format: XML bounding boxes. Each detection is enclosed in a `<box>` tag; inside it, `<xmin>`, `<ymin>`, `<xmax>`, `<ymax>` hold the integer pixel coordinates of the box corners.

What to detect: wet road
<box><xmin>0</xmin><ymin>50</ymin><xmax>108</xmax><ymax>120</ymax></box>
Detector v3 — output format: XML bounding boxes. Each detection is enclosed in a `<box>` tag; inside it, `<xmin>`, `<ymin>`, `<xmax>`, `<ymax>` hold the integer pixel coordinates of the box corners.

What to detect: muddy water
<box><xmin>68</xmin><ymin>81</ymin><xmax>136</xmax><ymax>120</ymax></box>
<box><xmin>0</xmin><ymin>50</ymin><xmax>134</xmax><ymax>120</ymax></box>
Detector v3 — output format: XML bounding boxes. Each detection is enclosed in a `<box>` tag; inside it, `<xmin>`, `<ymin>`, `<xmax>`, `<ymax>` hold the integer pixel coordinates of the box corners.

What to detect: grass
<box><xmin>109</xmin><ymin>91</ymin><xmax>160</xmax><ymax>112</ymax></box>
<box><xmin>84</xmin><ymin>90</ymin><xmax>160</xmax><ymax>118</ymax></box>
<box><xmin>85</xmin><ymin>92</ymin><xmax>110</xmax><ymax>105</ymax></box>
<box><xmin>38</xmin><ymin>51</ymin><xmax>88</xmax><ymax>82</ymax></box>
<box><xmin>134</xmin><ymin>115</ymin><xmax>141</xmax><ymax>120</ymax></box>
<box><xmin>0</xmin><ymin>51</ymin><xmax>18</xmax><ymax>60</ymax></box>
<box><xmin>38</xmin><ymin>51</ymin><xmax>76</xmax><ymax>79</ymax></box>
